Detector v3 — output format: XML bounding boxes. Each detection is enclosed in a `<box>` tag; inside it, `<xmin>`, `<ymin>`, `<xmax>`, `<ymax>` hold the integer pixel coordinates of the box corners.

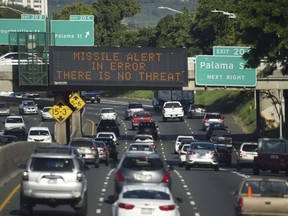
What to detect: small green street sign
<box><xmin>0</xmin><ymin>19</ymin><xmax>46</xmax><ymax>45</ymax></box>
<box><xmin>195</xmin><ymin>55</ymin><xmax>256</xmax><ymax>87</ymax></box>
<box><xmin>21</xmin><ymin>14</ymin><xmax>46</xmax><ymax>20</ymax></box>
<box><xmin>69</xmin><ymin>15</ymin><xmax>94</xmax><ymax>21</ymax></box>
<box><xmin>213</xmin><ymin>46</ymin><xmax>250</xmax><ymax>56</ymax></box>
<box><xmin>50</xmin><ymin>20</ymin><xmax>94</xmax><ymax>46</ymax></box>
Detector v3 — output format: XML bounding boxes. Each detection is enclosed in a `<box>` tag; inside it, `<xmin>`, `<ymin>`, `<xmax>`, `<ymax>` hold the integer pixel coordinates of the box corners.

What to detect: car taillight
<box><xmin>22</xmin><ymin>170</ymin><xmax>29</xmax><ymax>181</ymax></box>
<box><xmin>238</xmin><ymin>198</ymin><xmax>243</xmax><ymax>208</ymax></box>
<box><xmin>188</xmin><ymin>151</ymin><xmax>196</xmax><ymax>155</ymax></box>
<box><xmin>159</xmin><ymin>205</ymin><xmax>175</xmax><ymax>211</ymax></box>
<box><xmin>91</xmin><ymin>147</ymin><xmax>97</xmax><ymax>151</ymax></box>
<box><xmin>116</xmin><ymin>170</ymin><xmax>124</xmax><ymax>181</ymax></box>
<box><xmin>127</xmin><ymin>110</ymin><xmax>131</xmax><ymax>113</ymax></box>
<box><xmin>76</xmin><ymin>172</ymin><xmax>83</xmax><ymax>182</ymax></box>
<box><xmin>204</xmin><ymin>118</ymin><xmax>208</xmax><ymax>121</ymax></box>
<box><xmin>161</xmin><ymin>171</ymin><xmax>170</xmax><ymax>183</ymax></box>
<box><xmin>118</xmin><ymin>203</ymin><xmax>134</xmax><ymax>209</ymax></box>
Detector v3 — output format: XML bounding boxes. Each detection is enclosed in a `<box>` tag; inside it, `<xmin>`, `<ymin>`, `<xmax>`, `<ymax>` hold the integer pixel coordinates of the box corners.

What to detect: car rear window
<box><xmin>6</xmin><ymin>118</ymin><xmax>23</xmax><ymax>123</ymax></box>
<box><xmin>242</xmin><ymin>144</ymin><xmax>258</xmax><ymax>152</ymax></box>
<box><xmin>123</xmin><ymin>190</ymin><xmax>170</xmax><ymax>200</ymax></box>
<box><xmin>98</xmin><ymin>134</ymin><xmax>114</xmax><ymax>139</ymax></box>
<box><xmin>101</xmin><ymin>109</ymin><xmax>114</xmax><ymax>113</ymax></box>
<box><xmin>241</xmin><ymin>180</ymin><xmax>288</xmax><ymax>196</ymax></box>
<box><xmin>30</xmin><ymin>158</ymin><xmax>74</xmax><ymax>171</ymax></box>
<box><xmin>70</xmin><ymin>140</ymin><xmax>93</xmax><ymax>147</ymax></box>
<box><xmin>164</xmin><ymin>103</ymin><xmax>181</xmax><ymax>108</ymax></box>
<box><xmin>128</xmin><ymin>103</ymin><xmax>143</xmax><ymax>109</ymax></box>
<box><xmin>128</xmin><ymin>145</ymin><xmax>153</xmax><ymax>152</ymax></box>
<box><xmin>206</xmin><ymin>114</ymin><xmax>221</xmax><ymax>119</ymax></box>
<box><xmin>191</xmin><ymin>143</ymin><xmax>214</xmax><ymax>150</ymax></box>
<box><xmin>99</xmin><ymin>120</ymin><xmax>117</xmax><ymax>126</ymax></box>
<box><xmin>122</xmin><ymin>157</ymin><xmax>164</xmax><ymax>170</ymax></box>
<box><xmin>43</xmin><ymin>107</ymin><xmax>51</xmax><ymax>112</ymax></box>
<box><xmin>260</xmin><ymin>140</ymin><xmax>287</xmax><ymax>153</ymax></box>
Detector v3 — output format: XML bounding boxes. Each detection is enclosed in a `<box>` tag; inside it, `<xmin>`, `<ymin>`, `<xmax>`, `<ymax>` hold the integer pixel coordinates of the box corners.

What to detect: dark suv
<box><xmin>253</xmin><ymin>138</ymin><xmax>288</xmax><ymax>176</ymax></box>
<box><xmin>96</xmin><ymin>119</ymin><xmax>120</xmax><ymax>138</ymax></box>
<box><xmin>137</xmin><ymin>121</ymin><xmax>158</xmax><ymax>140</ymax></box>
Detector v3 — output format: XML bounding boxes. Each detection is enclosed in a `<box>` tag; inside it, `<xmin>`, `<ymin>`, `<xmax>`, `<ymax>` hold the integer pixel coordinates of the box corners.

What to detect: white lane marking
<box><xmin>96</xmin><ymin>209</ymin><xmax>101</xmax><ymax>214</ymax></box>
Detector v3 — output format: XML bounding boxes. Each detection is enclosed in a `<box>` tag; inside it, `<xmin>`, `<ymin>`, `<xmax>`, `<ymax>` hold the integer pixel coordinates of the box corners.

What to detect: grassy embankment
<box><xmin>106</xmin><ymin>90</ymin><xmax>256</xmax><ymax>134</ymax></box>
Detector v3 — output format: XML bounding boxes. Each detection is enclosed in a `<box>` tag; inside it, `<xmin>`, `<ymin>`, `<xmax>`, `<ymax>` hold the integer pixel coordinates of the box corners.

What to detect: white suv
<box><xmin>236</xmin><ymin>142</ymin><xmax>258</xmax><ymax>170</ymax></box>
<box><xmin>174</xmin><ymin>135</ymin><xmax>194</xmax><ymax>153</ymax></box>
<box><xmin>3</xmin><ymin>115</ymin><xmax>26</xmax><ymax>136</ymax></box>
<box><xmin>20</xmin><ymin>147</ymin><xmax>88</xmax><ymax>216</ymax></box>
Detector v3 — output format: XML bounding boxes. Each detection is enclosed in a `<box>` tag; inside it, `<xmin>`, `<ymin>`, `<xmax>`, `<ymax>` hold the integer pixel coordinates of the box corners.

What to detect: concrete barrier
<box><xmin>0</xmin><ymin>142</ymin><xmax>55</xmax><ymax>187</ymax></box>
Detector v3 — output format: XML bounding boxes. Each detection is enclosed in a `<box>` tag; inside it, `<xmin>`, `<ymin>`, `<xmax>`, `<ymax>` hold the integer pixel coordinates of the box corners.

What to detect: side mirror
<box><xmin>95</xmin><ymin>123</ymin><xmax>98</xmax><ymax>126</ymax></box>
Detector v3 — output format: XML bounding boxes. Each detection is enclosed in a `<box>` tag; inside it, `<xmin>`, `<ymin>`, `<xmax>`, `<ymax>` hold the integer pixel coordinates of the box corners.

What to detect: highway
<box><xmin>0</xmin><ymin>98</ymin><xmax>280</xmax><ymax>216</ymax></box>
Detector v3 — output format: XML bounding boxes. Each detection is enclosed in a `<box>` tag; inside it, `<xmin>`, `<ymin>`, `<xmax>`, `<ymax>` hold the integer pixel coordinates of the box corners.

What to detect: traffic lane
<box><xmin>178</xmin><ymin>167</ymin><xmax>242</xmax><ymax>216</ymax></box>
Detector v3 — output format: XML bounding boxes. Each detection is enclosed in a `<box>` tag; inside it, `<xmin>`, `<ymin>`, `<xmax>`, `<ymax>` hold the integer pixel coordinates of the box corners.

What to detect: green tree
<box><xmin>92</xmin><ymin>0</ymin><xmax>141</xmax><ymax>46</ymax></box>
<box><xmin>237</xmin><ymin>0</ymin><xmax>288</xmax><ymax>75</ymax></box>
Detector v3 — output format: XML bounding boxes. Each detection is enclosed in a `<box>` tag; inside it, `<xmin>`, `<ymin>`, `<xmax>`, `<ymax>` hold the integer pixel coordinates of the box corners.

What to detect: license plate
<box><xmin>134</xmin><ymin>173</ymin><xmax>152</xmax><ymax>181</ymax></box>
<box><xmin>48</xmin><ymin>179</ymin><xmax>57</xmax><ymax>184</ymax></box>
<box><xmin>141</xmin><ymin>208</ymin><xmax>152</xmax><ymax>214</ymax></box>
<box><xmin>270</xmin><ymin>155</ymin><xmax>279</xmax><ymax>159</ymax></box>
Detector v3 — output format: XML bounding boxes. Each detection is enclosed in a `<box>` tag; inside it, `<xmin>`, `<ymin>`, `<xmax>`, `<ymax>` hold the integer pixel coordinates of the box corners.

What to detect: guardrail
<box><xmin>0</xmin><ymin>142</ymin><xmax>54</xmax><ymax>187</ymax></box>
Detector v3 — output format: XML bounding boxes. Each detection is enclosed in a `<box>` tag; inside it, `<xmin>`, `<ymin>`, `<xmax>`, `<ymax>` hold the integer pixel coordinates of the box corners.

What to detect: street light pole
<box><xmin>158</xmin><ymin>6</ymin><xmax>184</xmax><ymax>14</ymax></box>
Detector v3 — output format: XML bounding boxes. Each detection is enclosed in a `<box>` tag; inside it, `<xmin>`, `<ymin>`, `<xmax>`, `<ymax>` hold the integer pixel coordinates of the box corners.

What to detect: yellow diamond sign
<box><xmin>69</xmin><ymin>92</ymin><xmax>86</xmax><ymax>112</ymax></box>
<box><xmin>49</xmin><ymin>100</ymin><xmax>73</xmax><ymax>124</ymax></box>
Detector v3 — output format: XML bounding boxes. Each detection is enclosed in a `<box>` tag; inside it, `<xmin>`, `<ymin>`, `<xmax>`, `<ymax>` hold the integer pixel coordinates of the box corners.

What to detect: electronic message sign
<box><xmin>49</xmin><ymin>47</ymin><xmax>188</xmax><ymax>88</ymax></box>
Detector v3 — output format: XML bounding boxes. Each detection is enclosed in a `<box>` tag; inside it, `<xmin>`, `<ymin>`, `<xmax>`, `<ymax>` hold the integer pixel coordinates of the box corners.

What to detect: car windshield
<box><xmin>122</xmin><ymin>157</ymin><xmax>164</xmax><ymax>170</ymax></box>
<box><xmin>30</xmin><ymin>158</ymin><xmax>74</xmax><ymax>172</ymax></box>
<box><xmin>178</xmin><ymin>137</ymin><xmax>193</xmax><ymax>142</ymax></box>
<box><xmin>6</xmin><ymin>118</ymin><xmax>23</xmax><ymax>123</ymax></box>
<box><xmin>241</xmin><ymin>180</ymin><xmax>288</xmax><ymax>197</ymax></box>
<box><xmin>139</xmin><ymin>122</ymin><xmax>156</xmax><ymax>128</ymax></box>
<box><xmin>29</xmin><ymin>130</ymin><xmax>49</xmax><ymax>136</ymax></box>
<box><xmin>212</xmin><ymin>130</ymin><xmax>230</xmax><ymax>136</ymax></box>
<box><xmin>123</xmin><ymin>190</ymin><xmax>170</xmax><ymax>200</ymax></box>
<box><xmin>95</xmin><ymin>141</ymin><xmax>105</xmax><ymax>148</ymax></box>
<box><xmin>43</xmin><ymin>107</ymin><xmax>51</xmax><ymax>112</ymax></box>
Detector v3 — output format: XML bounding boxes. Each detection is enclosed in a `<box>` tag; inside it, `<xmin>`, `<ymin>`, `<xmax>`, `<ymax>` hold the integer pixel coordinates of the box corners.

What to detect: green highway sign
<box><xmin>21</xmin><ymin>14</ymin><xmax>46</xmax><ymax>20</ymax></box>
<box><xmin>0</xmin><ymin>19</ymin><xmax>46</xmax><ymax>45</ymax></box>
<box><xmin>69</xmin><ymin>15</ymin><xmax>94</xmax><ymax>21</ymax></box>
<box><xmin>213</xmin><ymin>46</ymin><xmax>250</xmax><ymax>56</ymax></box>
<box><xmin>50</xmin><ymin>20</ymin><xmax>94</xmax><ymax>46</ymax></box>
<box><xmin>195</xmin><ymin>55</ymin><xmax>256</xmax><ymax>87</ymax></box>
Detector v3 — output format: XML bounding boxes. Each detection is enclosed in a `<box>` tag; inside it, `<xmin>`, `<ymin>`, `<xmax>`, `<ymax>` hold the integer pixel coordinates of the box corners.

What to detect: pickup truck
<box><xmin>162</xmin><ymin>101</ymin><xmax>184</xmax><ymax>122</ymax></box>
<box><xmin>253</xmin><ymin>138</ymin><xmax>288</xmax><ymax>176</ymax></box>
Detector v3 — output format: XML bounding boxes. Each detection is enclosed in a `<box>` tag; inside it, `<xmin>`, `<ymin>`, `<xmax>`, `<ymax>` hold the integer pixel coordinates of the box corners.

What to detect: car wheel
<box><xmin>75</xmin><ymin>191</ymin><xmax>88</xmax><ymax>216</ymax></box>
<box><xmin>105</xmin><ymin>158</ymin><xmax>109</xmax><ymax>166</ymax></box>
<box><xmin>236</xmin><ymin>163</ymin><xmax>242</xmax><ymax>170</ymax></box>
<box><xmin>132</xmin><ymin>125</ymin><xmax>135</xmax><ymax>130</ymax></box>
<box><xmin>253</xmin><ymin>165</ymin><xmax>260</xmax><ymax>175</ymax></box>
<box><xmin>185</xmin><ymin>165</ymin><xmax>190</xmax><ymax>170</ymax></box>
<box><xmin>95</xmin><ymin>159</ymin><xmax>99</xmax><ymax>168</ymax></box>
<box><xmin>285</xmin><ymin>168</ymin><xmax>288</xmax><ymax>177</ymax></box>
<box><xmin>214</xmin><ymin>165</ymin><xmax>220</xmax><ymax>171</ymax></box>
<box><xmin>178</xmin><ymin>162</ymin><xmax>183</xmax><ymax>167</ymax></box>
<box><xmin>20</xmin><ymin>192</ymin><xmax>33</xmax><ymax>216</ymax></box>
<box><xmin>162</xmin><ymin>117</ymin><xmax>167</xmax><ymax>122</ymax></box>
<box><xmin>180</xmin><ymin>117</ymin><xmax>184</xmax><ymax>122</ymax></box>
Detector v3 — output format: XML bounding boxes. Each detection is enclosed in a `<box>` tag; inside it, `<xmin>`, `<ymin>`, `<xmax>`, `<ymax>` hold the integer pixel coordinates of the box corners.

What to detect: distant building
<box><xmin>1</xmin><ymin>0</ymin><xmax>48</xmax><ymax>16</ymax></box>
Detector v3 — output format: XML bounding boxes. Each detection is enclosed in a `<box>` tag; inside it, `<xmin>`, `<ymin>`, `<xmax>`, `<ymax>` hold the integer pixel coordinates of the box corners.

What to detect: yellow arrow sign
<box><xmin>49</xmin><ymin>100</ymin><xmax>73</xmax><ymax>124</ymax></box>
<box><xmin>69</xmin><ymin>92</ymin><xmax>86</xmax><ymax>112</ymax></box>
